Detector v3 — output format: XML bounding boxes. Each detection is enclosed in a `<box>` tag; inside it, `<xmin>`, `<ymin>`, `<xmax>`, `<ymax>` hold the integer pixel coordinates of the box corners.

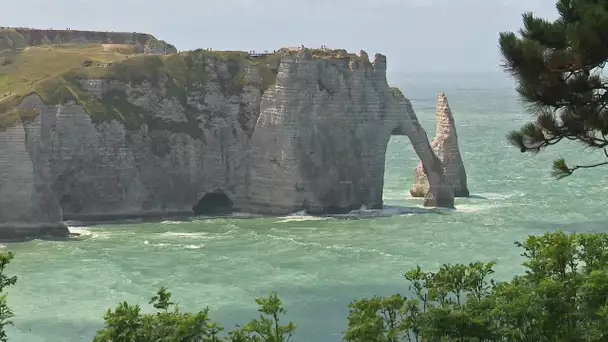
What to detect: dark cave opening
<box><xmin>192</xmin><ymin>191</ymin><xmax>234</xmax><ymax>216</ymax></box>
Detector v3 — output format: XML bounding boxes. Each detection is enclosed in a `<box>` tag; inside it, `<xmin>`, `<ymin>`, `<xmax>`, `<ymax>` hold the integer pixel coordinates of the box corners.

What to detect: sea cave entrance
<box><xmin>192</xmin><ymin>191</ymin><xmax>234</xmax><ymax>216</ymax></box>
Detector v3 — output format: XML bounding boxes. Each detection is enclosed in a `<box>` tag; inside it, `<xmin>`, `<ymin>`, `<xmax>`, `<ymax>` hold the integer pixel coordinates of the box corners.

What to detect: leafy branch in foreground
<box><xmin>228</xmin><ymin>292</ymin><xmax>296</xmax><ymax>342</ymax></box>
<box><xmin>0</xmin><ymin>252</ymin><xmax>16</xmax><ymax>342</ymax></box>
<box><xmin>94</xmin><ymin>288</ymin><xmax>295</xmax><ymax>342</ymax></box>
<box><xmin>343</xmin><ymin>230</ymin><xmax>608</xmax><ymax>342</ymax></box>
<box><xmin>500</xmin><ymin>0</ymin><xmax>608</xmax><ymax>178</ymax></box>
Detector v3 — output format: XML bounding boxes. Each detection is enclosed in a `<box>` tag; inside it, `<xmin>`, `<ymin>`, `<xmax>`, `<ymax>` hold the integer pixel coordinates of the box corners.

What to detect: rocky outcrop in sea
<box><xmin>410</xmin><ymin>92</ymin><xmax>469</xmax><ymax>198</ymax></box>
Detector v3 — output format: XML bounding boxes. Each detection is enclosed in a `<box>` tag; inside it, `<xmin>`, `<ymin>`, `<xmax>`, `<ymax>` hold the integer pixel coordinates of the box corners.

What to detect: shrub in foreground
<box><xmin>344</xmin><ymin>230</ymin><xmax>608</xmax><ymax>342</ymax></box>
<box><xmin>0</xmin><ymin>252</ymin><xmax>16</xmax><ymax>342</ymax></box>
<box><xmin>94</xmin><ymin>288</ymin><xmax>295</xmax><ymax>342</ymax></box>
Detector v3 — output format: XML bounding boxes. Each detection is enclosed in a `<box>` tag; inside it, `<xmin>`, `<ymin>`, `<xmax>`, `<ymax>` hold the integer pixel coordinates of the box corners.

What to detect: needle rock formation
<box><xmin>410</xmin><ymin>92</ymin><xmax>469</xmax><ymax>198</ymax></box>
<box><xmin>0</xmin><ymin>28</ymin><xmax>455</xmax><ymax>239</ymax></box>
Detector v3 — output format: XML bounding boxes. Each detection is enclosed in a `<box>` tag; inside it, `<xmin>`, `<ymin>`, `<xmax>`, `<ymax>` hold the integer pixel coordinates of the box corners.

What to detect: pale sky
<box><xmin>0</xmin><ymin>0</ymin><xmax>558</xmax><ymax>73</ymax></box>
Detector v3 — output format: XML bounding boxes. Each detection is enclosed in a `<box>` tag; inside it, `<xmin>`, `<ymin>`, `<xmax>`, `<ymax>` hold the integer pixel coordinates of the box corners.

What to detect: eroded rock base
<box><xmin>0</xmin><ymin>223</ymin><xmax>70</xmax><ymax>241</ymax></box>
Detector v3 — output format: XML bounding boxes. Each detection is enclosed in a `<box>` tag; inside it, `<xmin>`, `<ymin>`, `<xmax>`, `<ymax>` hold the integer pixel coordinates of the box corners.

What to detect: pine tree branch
<box><xmin>552</xmin><ymin>151</ymin><xmax>608</xmax><ymax>179</ymax></box>
<box><xmin>501</xmin><ymin>0</ymin><xmax>608</xmax><ymax>180</ymax></box>
<box><xmin>571</xmin><ymin>161</ymin><xmax>608</xmax><ymax>171</ymax></box>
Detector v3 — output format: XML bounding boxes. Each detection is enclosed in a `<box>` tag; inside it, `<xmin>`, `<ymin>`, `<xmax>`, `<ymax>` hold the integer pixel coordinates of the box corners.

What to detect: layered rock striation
<box><xmin>249</xmin><ymin>51</ymin><xmax>454</xmax><ymax>214</ymax></box>
<box><xmin>0</xmin><ymin>38</ymin><xmax>454</xmax><ymax>239</ymax></box>
<box><xmin>410</xmin><ymin>92</ymin><xmax>468</xmax><ymax>198</ymax></box>
<box><xmin>0</xmin><ymin>123</ymin><xmax>65</xmax><ymax>239</ymax></box>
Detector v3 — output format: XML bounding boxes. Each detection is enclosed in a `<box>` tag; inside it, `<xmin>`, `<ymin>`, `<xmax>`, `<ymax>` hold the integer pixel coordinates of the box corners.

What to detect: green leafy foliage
<box><xmin>94</xmin><ymin>288</ymin><xmax>295</xmax><ymax>342</ymax></box>
<box><xmin>0</xmin><ymin>252</ymin><xmax>16</xmax><ymax>342</ymax></box>
<box><xmin>228</xmin><ymin>292</ymin><xmax>296</xmax><ymax>342</ymax></box>
<box><xmin>344</xmin><ymin>230</ymin><xmax>608</xmax><ymax>341</ymax></box>
<box><xmin>499</xmin><ymin>0</ymin><xmax>608</xmax><ymax>178</ymax></box>
<box><xmin>94</xmin><ymin>286</ymin><xmax>225</xmax><ymax>342</ymax></box>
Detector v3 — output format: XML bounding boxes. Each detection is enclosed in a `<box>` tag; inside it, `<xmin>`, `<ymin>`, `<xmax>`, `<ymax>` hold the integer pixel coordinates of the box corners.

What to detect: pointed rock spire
<box><xmin>410</xmin><ymin>92</ymin><xmax>469</xmax><ymax>198</ymax></box>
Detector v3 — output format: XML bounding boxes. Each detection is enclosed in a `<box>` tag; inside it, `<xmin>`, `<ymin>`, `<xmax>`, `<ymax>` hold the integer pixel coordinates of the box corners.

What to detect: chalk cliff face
<box><xmin>0</xmin><ymin>122</ymin><xmax>65</xmax><ymax>239</ymax></box>
<box><xmin>247</xmin><ymin>50</ymin><xmax>454</xmax><ymax>214</ymax></box>
<box><xmin>410</xmin><ymin>92</ymin><xmax>468</xmax><ymax>197</ymax></box>
<box><xmin>0</xmin><ymin>43</ymin><xmax>454</xmax><ymax>238</ymax></box>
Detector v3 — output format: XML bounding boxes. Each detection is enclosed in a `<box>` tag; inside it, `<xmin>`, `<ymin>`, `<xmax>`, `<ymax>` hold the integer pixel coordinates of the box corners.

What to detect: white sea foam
<box><xmin>334</xmin><ymin>205</ymin><xmax>435</xmax><ymax>218</ymax></box>
<box><xmin>160</xmin><ymin>231</ymin><xmax>211</xmax><ymax>238</ymax></box>
<box><xmin>143</xmin><ymin>241</ymin><xmax>170</xmax><ymax>247</ymax></box>
<box><xmin>452</xmin><ymin>203</ymin><xmax>499</xmax><ymax>213</ymax></box>
<box><xmin>276</xmin><ymin>216</ymin><xmax>327</xmax><ymax>223</ymax></box>
<box><xmin>275</xmin><ymin>210</ymin><xmax>326</xmax><ymax>223</ymax></box>
<box><xmin>160</xmin><ymin>220</ymin><xmax>185</xmax><ymax>225</ymax></box>
<box><xmin>67</xmin><ymin>226</ymin><xmax>112</xmax><ymax>240</ymax></box>
<box><xmin>472</xmin><ymin>191</ymin><xmax>525</xmax><ymax>201</ymax></box>
<box><xmin>250</xmin><ymin>231</ymin><xmax>398</xmax><ymax>259</ymax></box>
<box><xmin>143</xmin><ymin>240</ymin><xmax>203</xmax><ymax>249</ymax></box>
<box><xmin>276</xmin><ymin>205</ymin><xmax>433</xmax><ymax>222</ymax></box>
<box><xmin>158</xmin><ymin>231</ymin><xmax>229</xmax><ymax>240</ymax></box>
<box><xmin>184</xmin><ymin>244</ymin><xmax>204</xmax><ymax>249</ymax></box>
<box><xmin>448</xmin><ymin>191</ymin><xmax>524</xmax><ymax>212</ymax></box>
<box><xmin>230</xmin><ymin>212</ymin><xmax>263</xmax><ymax>219</ymax></box>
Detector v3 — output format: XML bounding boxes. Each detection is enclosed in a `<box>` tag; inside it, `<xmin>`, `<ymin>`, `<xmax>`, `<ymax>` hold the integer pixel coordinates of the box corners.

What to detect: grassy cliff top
<box><xmin>0</xmin><ymin>44</ymin><xmax>134</xmax><ymax>129</ymax></box>
<box><xmin>308</xmin><ymin>48</ymin><xmax>359</xmax><ymax>60</ymax></box>
<box><xmin>0</xmin><ymin>43</ymin><xmax>374</xmax><ymax>132</ymax></box>
<box><xmin>274</xmin><ymin>47</ymin><xmax>370</xmax><ymax>62</ymax></box>
<box><xmin>0</xmin><ymin>44</ymin><xmax>283</xmax><ymax>131</ymax></box>
<box><xmin>0</xmin><ymin>27</ymin><xmax>176</xmax><ymax>52</ymax></box>
<box><xmin>11</xmin><ymin>28</ymin><xmax>156</xmax><ymax>42</ymax></box>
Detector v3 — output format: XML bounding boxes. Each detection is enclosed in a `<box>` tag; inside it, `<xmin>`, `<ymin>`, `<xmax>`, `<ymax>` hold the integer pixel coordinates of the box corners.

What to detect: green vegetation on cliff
<box><xmin>0</xmin><ymin>41</ymin><xmax>379</xmax><ymax>134</ymax></box>
<box><xmin>308</xmin><ymin>48</ymin><xmax>357</xmax><ymax>60</ymax></box>
<box><xmin>0</xmin><ymin>44</ymin><xmax>282</xmax><ymax>133</ymax></box>
<box><xmin>0</xmin><ymin>28</ymin><xmax>176</xmax><ymax>53</ymax></box>
<box><xmin>0</xmin><ymin>44</ymin><xmax>136</xmax><ymax>130</ymax></box>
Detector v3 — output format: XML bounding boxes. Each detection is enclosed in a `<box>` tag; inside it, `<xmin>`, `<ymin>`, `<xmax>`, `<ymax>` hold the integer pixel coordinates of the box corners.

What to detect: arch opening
<box><xmin>383</xmin><ymin>134</ymin><xmax>419</xmax><ymax>204</ymax></box>
<box><xmin>192</xmin><ymin>191</ymin><xmax>234</xmax><ymax>216</ymax></box>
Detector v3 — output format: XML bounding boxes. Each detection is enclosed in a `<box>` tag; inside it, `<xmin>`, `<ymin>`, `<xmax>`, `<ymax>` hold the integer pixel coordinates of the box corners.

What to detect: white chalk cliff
<box><xmin>0</xmin><ymin>46</ymin><xmax>455</xmax><ymax>239</ymax></box>
<box><xmin>410</xmin><ymin>92</ymin><xmax>469</xmax><ymax>198</ymax></box>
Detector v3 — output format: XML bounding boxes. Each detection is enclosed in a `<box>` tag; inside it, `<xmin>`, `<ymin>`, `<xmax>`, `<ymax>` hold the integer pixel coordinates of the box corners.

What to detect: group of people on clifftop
<box><xmin>246</xmin><ymin>45</ymin><xmax>331</xmax><ymax>56</ymax></box>
<box><xmin>248</xmin><ymin>50</ymin><xmax>275</xmax><ymax>55</ymax></box>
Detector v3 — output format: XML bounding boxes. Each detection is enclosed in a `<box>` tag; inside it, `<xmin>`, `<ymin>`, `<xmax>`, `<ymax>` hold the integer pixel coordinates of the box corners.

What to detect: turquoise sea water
<box><xmin>4</xmin><ymin>72</ymin><xmax>608</xmax><ymax>341</ymax></box>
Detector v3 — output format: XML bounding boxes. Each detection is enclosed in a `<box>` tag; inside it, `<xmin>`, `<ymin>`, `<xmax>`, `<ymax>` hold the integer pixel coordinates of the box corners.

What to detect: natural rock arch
<box><xmin>390</xmin><ymin>90</ymin><xmax>455</xmax><ymax>208</ymax></box>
